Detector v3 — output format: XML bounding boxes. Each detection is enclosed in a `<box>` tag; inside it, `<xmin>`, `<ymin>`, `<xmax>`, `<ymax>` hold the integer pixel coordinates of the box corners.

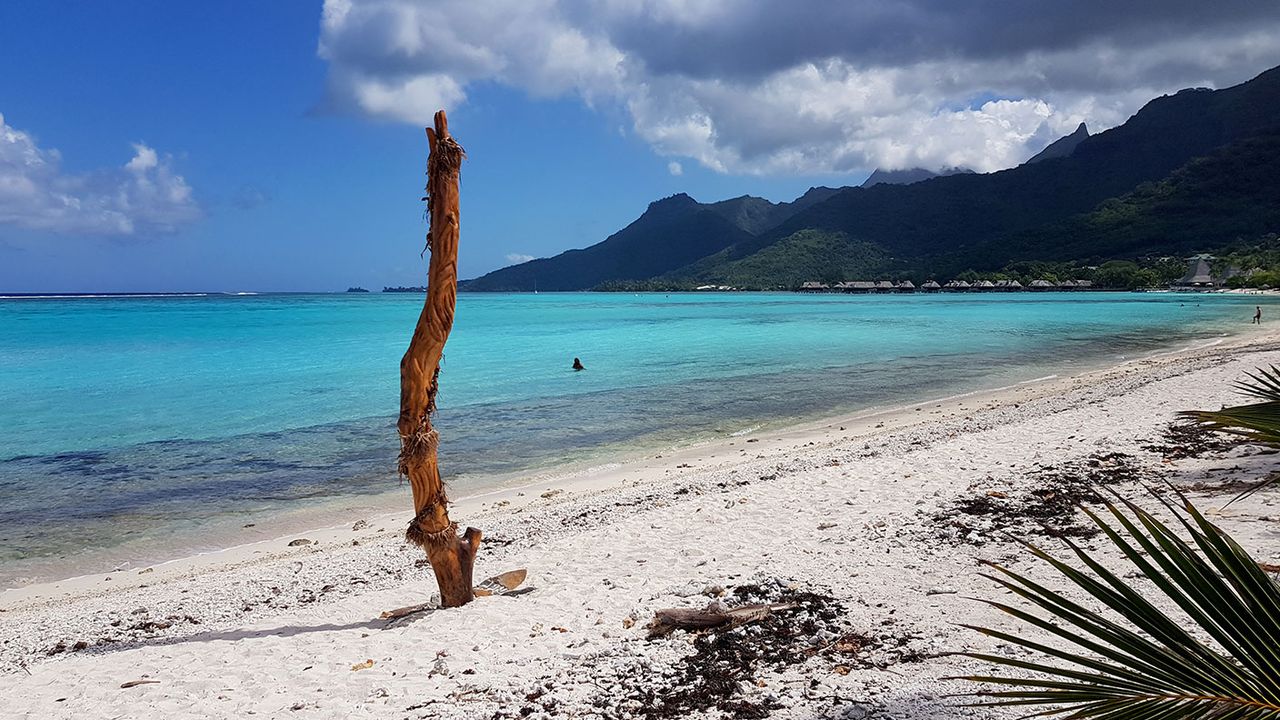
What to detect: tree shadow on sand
<box><xmin>58</xmin><ymin>608</ymin><xmax>437</xmax><ymax>662</ymax></box>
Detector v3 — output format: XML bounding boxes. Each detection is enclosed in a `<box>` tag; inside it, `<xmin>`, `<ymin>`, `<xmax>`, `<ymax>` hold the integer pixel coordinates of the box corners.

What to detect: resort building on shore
<box><xmin>1173</xmin><ymin>255</ymin><xmax>1218</xmax><ymax>289</ymax></box>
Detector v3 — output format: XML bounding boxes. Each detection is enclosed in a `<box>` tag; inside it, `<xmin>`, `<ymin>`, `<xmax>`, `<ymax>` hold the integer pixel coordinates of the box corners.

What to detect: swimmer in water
<box><xmin>573</xmin><ymin>357</ymin><xmax>585</xmax><ymax>371</ymax></box>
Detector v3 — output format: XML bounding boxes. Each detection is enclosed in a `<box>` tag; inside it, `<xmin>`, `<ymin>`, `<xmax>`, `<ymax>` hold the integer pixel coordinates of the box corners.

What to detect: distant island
<box><xmin>461</xmin><ymin>66</ymin><xmax>1280</xmax><ymax>293</ymax></box>
<box><xmin>382</xmin><ymin>286</ymin><xmax>427</xmax><ymax>293</ymax></box>
<box><xmin>345</xmin><ymin>287</ymin><xmax>369</xmax><ymax>293</ymax></box>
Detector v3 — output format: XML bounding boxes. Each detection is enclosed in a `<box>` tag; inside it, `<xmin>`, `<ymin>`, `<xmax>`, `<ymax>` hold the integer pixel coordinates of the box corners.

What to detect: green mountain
<box><xmin>462</xmin><ymin>187</ymin><xmax>841</xmax><ymax>291</ymax></box>
<box><xmin>463</xmin><ymin>64</ymin><xmax>1280</xmax><ymax>291</ymax></box>
<box><xmin>675</xmin><ymin>229</ymin><xmax>889</xmax><ymax>288</ymax></box>
<box><xmin>668</xmin><ymin>65</ymin><xmax>1280</xmax><ymax>284</ymax></box>
<box><xmin>460</xmin><ymin>193</ymin><xmax>749</xmax><ymax>291</ymax></box>
<box><xmin>990</xmin><ymin>129</ymin><xmax>1280</xmax><ymax>264</ymax></box>
<box><xmin>704</xmin><ymin>186</ymin><xmax>841</xmax><ymax>234</ymax></box>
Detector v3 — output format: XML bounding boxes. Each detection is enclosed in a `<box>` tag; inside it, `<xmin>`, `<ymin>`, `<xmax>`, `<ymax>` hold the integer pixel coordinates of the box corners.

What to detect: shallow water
<box><xmin>0</xmin><ymin>291</ymin><xmax>1270</xmax><ymax>584</ymax></box>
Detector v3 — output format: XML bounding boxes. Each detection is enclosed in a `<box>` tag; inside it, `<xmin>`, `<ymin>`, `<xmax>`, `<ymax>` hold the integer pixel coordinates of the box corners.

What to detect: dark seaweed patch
<box><xmin>621</xmin><ymin>581</ymin><xmax>846</xmax><ymax>719</ymax></box>
<box><xmin>934</xmin><ymin>452</ymin><xmax>1158</xmax><ymax>542</ymax></box>
<box><xmin>1142</xmin><ymin>422</ymin><xmax>1243</xmax><ymax>461</ymax></box>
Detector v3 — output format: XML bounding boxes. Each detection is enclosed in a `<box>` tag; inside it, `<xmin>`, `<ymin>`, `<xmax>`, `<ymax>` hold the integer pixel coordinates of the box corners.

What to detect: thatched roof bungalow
<box><xmin>1028</xmin><ymin>279</ymin><xmax>1055</xmax><ymax>290</ymax></box>
<box><xmin>1175</xmin><ymin>256</ymin><xmax>1216</xmax><ymax>288</ymax></box>
<box><xmin>831</xmin><ymin>281</ymin><xmax>877</xmax><ymax>293</ymax></box>
<box><xmin>920</xmin><ymin>280</ymin><xmax>942</xmax><ymax>292</ymax></box>
<box><xmin>896</xmin><ymin>280</ymin><xmax>916</xmax><ymax>292</ymax></box>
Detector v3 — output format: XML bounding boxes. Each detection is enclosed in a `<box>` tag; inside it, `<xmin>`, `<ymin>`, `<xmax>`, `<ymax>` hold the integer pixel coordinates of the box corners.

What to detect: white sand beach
<box><xmin>5</xmin><ymin>329</ymin><xmax>1280</xmax><ymax>719</ymax></box>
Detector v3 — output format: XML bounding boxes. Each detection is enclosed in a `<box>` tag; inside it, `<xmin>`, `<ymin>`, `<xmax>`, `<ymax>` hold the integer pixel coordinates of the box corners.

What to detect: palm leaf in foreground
<box><xmin>1179</xmin><ymin>364</ymin><xmax>1280</xmax><ymax>444</ymax></box>
<box><xmin>1232</xmin><ymin>366</ymin><xmax>1280</xmax><ymax>403</ymax></box>
<box><xmin>961</xmin><ymin>492</ymin><xmax>1280</xmax><ymax>719</ymax></box>
<box><xmin>1179</xmin><ymin>366</ymin><xmax>1280</xmax><ymax>502</ymax></box>
<box><xmin>1179</xmin><ymin>401</ymin><xmax>1280</xmax><ymax>446</ymax></box>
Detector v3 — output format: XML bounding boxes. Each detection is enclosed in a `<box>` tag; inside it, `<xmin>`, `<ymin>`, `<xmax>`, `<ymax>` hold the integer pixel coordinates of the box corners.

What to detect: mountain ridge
<box><xmin>860</xmin><ymin>166</ymin><xmax>974</xmax><ymax>187</ymax></box>
<box><xmin>1024</xmin><ymin>122</ymin><xmax>1090</xmax><ymax>164</ymax></box>
<box><xmin>461</xmin><ymin>186</ymin><xmax>845</xmax><ymax>290</ymax></box>
<box><xmin>462</xmin><ymin>64</ymin><xmax>1280</xmax><ymax>291</ymax></box>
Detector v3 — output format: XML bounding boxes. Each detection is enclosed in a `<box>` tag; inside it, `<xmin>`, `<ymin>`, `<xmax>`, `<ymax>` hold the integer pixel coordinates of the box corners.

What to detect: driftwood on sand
<box><xmin>647</xmin><ymin>601</ymin><xmax>798</xmax><ymax>638</ymax></box>
<box><xmin>397</xmin><ymin>109</ymin><xmax>480</xmax><ymax>608</ymax></box>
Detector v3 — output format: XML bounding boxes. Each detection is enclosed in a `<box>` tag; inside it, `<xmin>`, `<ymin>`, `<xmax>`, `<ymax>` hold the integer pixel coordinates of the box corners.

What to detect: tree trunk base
<box><xmin>380</xmin><ymin>566</ymin><xmax>527</xmax><ymax>621</ymax></box>
<box><xmin>424</xmin><ymin>526</ymin><xmax>482</xmax><ymax>608</ymax></box>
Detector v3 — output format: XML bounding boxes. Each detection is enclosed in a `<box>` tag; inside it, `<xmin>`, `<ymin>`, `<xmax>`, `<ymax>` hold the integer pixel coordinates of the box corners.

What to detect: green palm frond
<box><xmin>961</xmin><ymin>491</ymin><xmax>1280</xmax><ymax>719</ymax></box>
<box><xmin>1178</xmin><ymin>366</ymin><xmax>1280</xmax><ymax>503</ymax></box>
<box><xmin>1234</xmin><ymin>366</ymin><xmax>1280</xmax><ymax>403</ymax></box>
<box><xmin>1179</xmin><ymin>402</ymin><xmax>1280</xmax><ymax>446</ymax></box>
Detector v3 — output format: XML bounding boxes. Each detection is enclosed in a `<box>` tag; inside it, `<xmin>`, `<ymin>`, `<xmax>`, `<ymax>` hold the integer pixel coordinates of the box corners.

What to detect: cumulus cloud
<box><xmin>317</xmin><ymin>0</ymin><xmax>1280</xmax><ymax>175</ymax></box>
<box><xmin>667</xmin><ymin>160</ymin><xmax>683</xmax><ymax>176</ymax></box>
<box><xmin>0</xmin><ymin>113</ymin><xmax>200</xmax><ymax>236</ymax></box>
<box><xmin>505</xmin><ymin>253</ymin><xmax>535</xmax><ymax>264</ymax></box>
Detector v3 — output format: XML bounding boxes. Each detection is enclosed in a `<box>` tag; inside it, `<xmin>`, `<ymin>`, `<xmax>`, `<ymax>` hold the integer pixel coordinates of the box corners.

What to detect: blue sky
<box><xmin>2</xmin><ymin>1</ymin><xmax>1278</xmax><ymax>292</ymax></box>
<box><xmin>0</xmin><ymin>1</ymin><xmax>836</xmax><ymax>292</ymax></box>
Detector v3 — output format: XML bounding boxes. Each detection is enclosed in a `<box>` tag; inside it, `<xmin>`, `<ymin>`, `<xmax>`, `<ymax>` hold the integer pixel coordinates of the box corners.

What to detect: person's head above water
<box><xmin>572</xmin><ymin>357</ymin><xmax>584</xmax><ymax>371</ymax></box>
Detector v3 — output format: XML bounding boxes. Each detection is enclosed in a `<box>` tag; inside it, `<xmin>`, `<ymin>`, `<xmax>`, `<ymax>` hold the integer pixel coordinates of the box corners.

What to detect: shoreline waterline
<box><xmin>1</xmin><ymin>292</ymin><xmax>1271</xmax><ymax>587</ymax></box>
<box><xmin>3</xmin><ymin>322</ymin><xmax>1269</xmax><ymax>594</ymax></box>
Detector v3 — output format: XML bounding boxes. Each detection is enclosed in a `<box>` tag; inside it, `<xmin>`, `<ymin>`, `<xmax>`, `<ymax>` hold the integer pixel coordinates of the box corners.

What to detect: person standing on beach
<box><xmin>1254</xmin><ymin>306</ymin><xmax>1263</xmax><ymax>324</ymax></box>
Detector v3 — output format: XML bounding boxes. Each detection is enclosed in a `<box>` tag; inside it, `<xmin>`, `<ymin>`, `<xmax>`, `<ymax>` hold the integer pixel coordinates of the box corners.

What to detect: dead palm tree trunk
<box><xmin>398</xmin><ymin>110</ymin><xmax>481</xmax><ymax>608</ymax></box>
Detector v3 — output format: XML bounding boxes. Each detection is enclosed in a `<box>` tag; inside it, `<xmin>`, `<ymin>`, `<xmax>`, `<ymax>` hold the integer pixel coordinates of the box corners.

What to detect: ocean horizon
<box><xmin>0</xmin><ymin>290</ymin><xmax>1272</xmax><ymax>586</ymax></box>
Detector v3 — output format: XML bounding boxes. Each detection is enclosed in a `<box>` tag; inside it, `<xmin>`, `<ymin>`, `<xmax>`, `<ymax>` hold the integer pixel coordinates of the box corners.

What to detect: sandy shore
<box><xmin>4</xmin><ymin>327</ymin><xmax>1280</xmax><ymax>719</ymax></box>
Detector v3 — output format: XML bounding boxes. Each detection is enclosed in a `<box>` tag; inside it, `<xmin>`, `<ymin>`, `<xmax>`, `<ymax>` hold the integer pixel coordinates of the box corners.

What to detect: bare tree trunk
<box><xmin>398</xmin><ymin>110</ymin><xmax>481</xmax><ymax>608</ymax></box>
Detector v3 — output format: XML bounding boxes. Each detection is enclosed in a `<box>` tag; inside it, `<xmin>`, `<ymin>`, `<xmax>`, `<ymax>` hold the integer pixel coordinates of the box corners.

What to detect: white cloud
<box><xmin>125</xmin><ymin>143</ymin><xmax>158</xmax><ymax>172</ymax></box>
<box><xmin>317</xmin><ymin>0</ymin><xmax>1280</xmax><ymax>175</ymax></box>
<box><xmin>0</xmin><ymin>113</ymin><xmax>200</xmax><ymax>236</ymax></box>
<box><xmin>667</xmin><ymin>160</ymin><xmax>683</xmax><ymax>176</ymax></box>
<box><xmin>505</xmin><ymin>253</ymin><xmax>535</xmax><ymax>264</ymax></box>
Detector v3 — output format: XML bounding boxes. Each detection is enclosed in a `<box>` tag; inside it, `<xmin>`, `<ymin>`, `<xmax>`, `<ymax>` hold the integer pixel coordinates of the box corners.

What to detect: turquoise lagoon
<box><xmin>0</xmin><ymin>291</ymin><xmax>1272</xmax><ymax>583</ymax></box>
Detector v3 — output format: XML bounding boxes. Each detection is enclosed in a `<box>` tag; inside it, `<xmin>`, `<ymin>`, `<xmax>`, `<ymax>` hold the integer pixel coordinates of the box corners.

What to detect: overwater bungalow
<box><xmin>993</xmin><ymin>279</ymin><xmax>1024</xmax><ymax>291</ymax></box>
<box><xmin>943</xmin><ymin>280</ymin><xmax>972</xmax><ymax>292</ymax></box>
<box><xmin>896</xmin><ymin>280</ymin><xmax>916</xmax><ymax>292</ymax></box>
<box><xmin>975</xmin><ymin>280</ymin><xmax>996</xmax><ymax>291</ymax></box>
<box><xmin>837</xmin><ymin>281</ymin><xmax>877</xmax><ymax>293</ymax></box>
<box><xmin>920</xmin><ymin>280</ymin><xmax>942</xmax><ymax>292</ymax></box>
<box><xmin>874</xmin><ymin>280</ymin><xmax>896</xmax><ymax>292</ymax></box>
<box><xmin>799</xmin><ymin>281</ymin><xmax>830</xmax><ymax>292</ymax></box>
<box><xmin>1028</xmin><ymin>279</ymin><xmax>1055</xmax><ymax>290</ymax></box>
